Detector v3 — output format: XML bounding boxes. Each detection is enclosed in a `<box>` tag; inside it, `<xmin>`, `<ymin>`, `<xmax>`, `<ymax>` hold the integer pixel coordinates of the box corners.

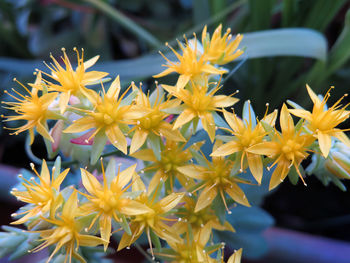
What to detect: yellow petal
<box><xmin>132</xmin><ymin>173</ymin><xmax>146</xmax><ymax>192</ymax></box>
<box><xmin>62</xmin><ymin>190</ymin><xmax>78</xmax><ymax>219</ymax></box>
<box><xmin>59</xmin><ymin>91</ymin><xmax>70</xmax><ymax>114</ymax></box>
<box><xmin>173</xmin><ymin>109</ymin><xmax>196</xmax><ymax>129</ymax></box>
<box><xmin>118</xmin><ymin>224</ymin><xmax>144</xmax><ymax>251</ymax></box>
<box><xmin>119</xmin><ymin>200</ymin><xmax>152</xmax><ymax>215</ymax></box>
<box><xmin>82</xmin><ymin>71</ymin><xmax>109</xmax><ymax>85</ymax></box>
<box><xmin>201</xmin><ymin>112</ymin><xmax>216</xmax><ymax>142</ymax></box>
<box><xmin>247</xmin><ymin>142</ymin><xmax>278</xmax><ymax>156</ymax></box>
<box><xmin>202</xmin><ymin>64</ymin><xmax>227</xmax><ymax>75</ymax></box>
<box><xmin>148</xmin><ymin>170</ymin><xmax>164</xmax><ymax>194</ymax></box>
<box><xmin>223</xmin><ymin>110</ymin><xmax>244</xmax><ymax>133</ymax></box>
<box><xmin>225</xmin><ymin>183</ymin><xmax>250</xmax><ymax>207</ymax></box>
<box><xmin>40</xmin><ymin>159</ymin><xmax>51</xmax><ymax>186</ymax></box>
<box><xmin>106</xmin><ymin>125</ymin><xmax>127</xmax><ymax>154</ymax></box>
<box><xmin>153</xmin><ymin>67</ymin><xmax>176</xmax><ymax>78</ymax></box>
<box><xmin>99</xmin><ymin>214</ymin><xmax>112</xmax><ymax>250</ymax></box>
<box><xmin>195</xmin><ymin>185</ymin><xmax>217</xmax><ymax>212</ymax></box>
<box><xmin>280</xmin><ymin>104</ymin><xmax>294</xmax><ymax>135</ymax></box>
<box><xmin>172</xmin><ymin>222</ymin><xmax>187</xmax><ymax>235</ymax></box>
<box><xmin>318</xmin><ymin>131</ymin><xmax>332</xmax><ymax>158</ymax></box>
<box><xmin>177</xmin><ymin>165</ymin><xmax>207</xmax><ymax>180</ymax></box>
<box><xmin>153</xmin><ymin>221</ymin><xmax>182</xmax><ymax>243</ymax></box>
<box><xmin>64</xmin><ymin>117</ymin><xmax>96</xmax><ymax>133</ymax></box>
<box><xmin>269</xmin><ymin>161</ymin><xmax>289</xmax><ymax>190</ymax></box>
<box><xmin>80</xmin><ymin>168</ymin><xmax>103</xmax><ymax>194</ymax></box>
<box><xmin>158</xmin><ymin>122</ymin><xmax>186</xmax><ymax>142</ymax></box>
<box><xmin>123</xmin><ymin>106</ymin><xmax>150</xmax><ymax>120</ymax></box>
<box><xmin>158</xmin><ymin>193</ymin><xmax>185</xmax><ymax>213</ymax></box>
<box><xmin>212</xmin><ymin>95</ymin><xmax>239</xmax><ymax>108</ymax></box>
<box><xmin>130</xmin><ymin>129</ymin><xmax>148</xmax><ymax>154</ymax></box>
<box><xmin>306</xmin><ymin>84</ymin><xmax>321</xmax><ymax>105</ymax></box>
<box><xmin>263</xmin><ymin>110</ymin><xmax>278</xmax><ymax>126</ymax></box>
<box><xmin>115</xmin><ymin>164</ymin><xmax>137</xmax><ymax>189</ymax></box>
<box><xmin>130</xmin><ymin>149</ymin><xmax>157</xmax><ymax>162</ymax></box>
<box><xmin>228</xmin><ymin>248</ymin><xmax>243</xmax><ymax>263</ymax></box>
<box><xmin>176</xmin><ymin>74</ymin><xmax>191</xmax><ymax>90</ymax></box>
<box><xmin>161</xmin><ymin>84</ymin><xmax>177</xmax><ymax>95</ymax></box>
<box><xmin>83</xmin><ymin>55</ymin><xmax>100</xmax><ymax>69</ymax></box>
<box><xmin>247</xmin><ymin>153</ymin><xmax>263</xmax><ymax>184</ymax></box>
<box><xmin>52</xmin><ymin>168</ymin><xmax>70</xmax><ymax>190</ymax></box>
<box><xmin>106</xmin><ymin>76</ymin><xmax>121</xmax><ymax>99</ymax></box>
<box><xmin>36</xmin><ymin>121</ymin><xmax>54</xmax><ymax>142</ymax></box>
<box><xmin>211</xmin><ymin>141</ymin><xmax>240</xmax><ymax>157</ymax></box>
<box><xmin>289</xmin><ymin>109</ymin><xmax>312</xmax><ymax>121</ymax></box>
<box><xmin>78</xmin><ymin>234</ymin><xmax>104</xmax><ymax>247</ymax></box>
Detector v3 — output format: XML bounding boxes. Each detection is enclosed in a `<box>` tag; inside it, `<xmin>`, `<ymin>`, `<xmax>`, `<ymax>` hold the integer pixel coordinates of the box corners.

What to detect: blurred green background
<box><xmin>1</xmin><ymin>0</ymin><xmax>350</xmax><ymax>261</ymax></box>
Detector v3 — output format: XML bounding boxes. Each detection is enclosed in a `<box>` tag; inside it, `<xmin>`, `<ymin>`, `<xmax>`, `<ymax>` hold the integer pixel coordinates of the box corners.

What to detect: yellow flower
<box><xmin>172</xmin><ymin>196</ymin><xmax>234</xmax><ymax>240</ymax></box>
<box><xmin>118</xmin><ymin>174</ymin><xmax>184</xmax><ymax>256</ymax></box>
<box><xmin>289</xmin><ymin>85</ymin><xmax>350</xmax><ymax>157</ymax></box>
<box><xmin>163</xmin><ymin>80</ymin><xmax>238</xmax><ymax>141</ymax></box>
<box><xmin>2</xmin><ymin>73</ymin><xmax>59</xmax><ymax>144</ymax></box>
<box><xmin>178</xmin><ymin>147</ymin><xmax>250</xmax><ymax>213</ymax></box>
<box><xmin>11</xmin><ymin>160</ymin><xmax>69</xmax><ymax>226</ymax></box>
<box><xmin>42</xmin><ymin>47</ymin><xmax>108</xmax><ymax>113</ymax></box>
<box><xmin>202</xmin><ymin>24</ymin><xmax>244</xmax><ymax>65</ymax></box>
<box><xmin>30</xmin><ymin>190</ymin><xmax>104</xmax><ymax>263</ymax></box>
<box><xmin>64</xmin><ymin>76</ymin><xmax>148</xmax><ymax>154</ymax></box>
<box><xmin>131</xmin><ymin>140</ymin><xmax>197</xmax><ymax>193</ymax></box>
<box><xmin>79</xmin><ymin>161</ymin><xmax>151</xmax><ymax>250</ymax></box>
<box><xmin>248</xmin><ymin>104</ymin><xmax>315</xmax><ymax>190</ymax></box>
<box><xmin>154</xmin><ymin>224</ymin><xmax>218</xmax><ymax>263</ymax></box>
<box><xmin>129</xmin><ymin>85</ymin><xmax>185</xmax><ymax>154</ymax></box>
<box><xmin>153</xmin><ymin>36</ymin><xmax>227</xmax><ymax>90</ymax></box>
<box><xmin>211</xmin><ymin>104</ymin><xmax>277</xmax><ymax>184</ymax></box>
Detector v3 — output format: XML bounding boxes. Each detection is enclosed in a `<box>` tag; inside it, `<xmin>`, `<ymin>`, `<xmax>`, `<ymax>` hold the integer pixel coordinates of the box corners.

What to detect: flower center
<box><xmin>96</xmin><ymin>190</ymin><xmax>118</xmax><ymax>213</ymax></box>
<box><xmin>140</xmin><ymin>111</ymin><xmax>164</xmax><ymax>130</ymax></box>
<box><xmin>190</xmin><ymin>93</ymin><xmax>211</xmax><ymax>112</ymax></box>
<box><xmin>93</xmin><ymin>98</ymin><xmax>121</xmax><ymax>126</ymax></box>
<box><xmin>22</xmin><ymin>101</ymin><xmax>46</xmax><ymax>121</ymax></box>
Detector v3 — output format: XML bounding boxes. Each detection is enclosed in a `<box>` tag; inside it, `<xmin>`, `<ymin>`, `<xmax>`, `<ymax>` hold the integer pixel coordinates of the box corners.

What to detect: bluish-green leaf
<box><xmin>239</xmin><ymin>28</ymin><xmax>327</xmax><ymax>61</ymax></box>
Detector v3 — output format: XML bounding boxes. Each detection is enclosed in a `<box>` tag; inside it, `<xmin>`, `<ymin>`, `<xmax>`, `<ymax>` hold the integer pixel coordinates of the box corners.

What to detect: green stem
<box><xmin>84</xmin><ymin>0</ymin><xmax>162</xmax><ymax>49</ymax></box>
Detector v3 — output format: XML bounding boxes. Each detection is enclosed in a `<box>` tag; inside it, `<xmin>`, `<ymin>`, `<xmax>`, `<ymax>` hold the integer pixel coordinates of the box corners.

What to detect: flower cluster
<box><xmin>1</xmin><ymin>25</ymin><xmax>350</xmax><ymax>263</ymax></box>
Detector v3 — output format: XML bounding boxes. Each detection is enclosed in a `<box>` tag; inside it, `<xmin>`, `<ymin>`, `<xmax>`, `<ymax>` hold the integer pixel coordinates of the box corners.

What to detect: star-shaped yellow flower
<box><xmin>64</xmin><ymin>76</ymin><xmax>148</xmax><ymax>155</ymax></box>
<box><xmin>79</xmin><ymin>161</ymin><xmax>151</xmax><ymax>250</ymax></box>
<box><xmin>2</xmin><ymin>73</ymin><xmax>59</xmax><ymax>144</ymax></box>
<box><xmin>248</xmin><ymin>104</ymin><xmax>315</xmax><ymax>190</ymax></box>
<box><xmin>153</xmin><ymin>37</ymin><xmax>227</xmax><ymax>90</ymax></box>
<box><xmin>42</xmin><ymin>47</ymin><xmax>108</xmax><ymax>113</ymax></box>
<box><xmin>178</xmin><ymin>146</ymin><xmax>250</xmax><ymax>213</ymax></box>
<box><xmin>11</xmin><ymin>160</ymin><xmax>69</xmax><ymax>226</ymax></box>
<box><xmin>154</xmin><ymin>224</ymin><xmax>219</xmax><ymax>263</ymax></box>
<box><xmin>162</xmin><ymin>80</ymin><xmax>238</xmax><ymax>141</ymax></box>
<box><xmin>131</xmin><ymin>140</ymin><xmax>197</xmax><ymax>193</ymax></box>
<box><xmin>289</xmin><ymin>84</ymin><xmax>350</xmax><ymax>157</ymax></box>
<box><xmin>118</xmin><ymin>174</ymin><xmax>184</xmax><ymax>256</ymax></box>
<box><xmin>31</xmin><ymin>190</ymin><xmax>104</xmax><ymax>263</ymax></box>
<box><xmin>129</xmin><ymin>85</ymin><xmax>185</xmax><ymax>154</ymax></box>
<box><xmin>172</xmin><ymin>196</ymin><xmax>234</xmax><ymax>240</ymax></box>
<box><xmin>211</xmin><ymin>104</ymin><xmax>277</xmax><ymax>184</ymax></box>
<box><xmin>201</xmin><ymin>24</ymin><xmax>244</xmax><ymax>65</ymax></box>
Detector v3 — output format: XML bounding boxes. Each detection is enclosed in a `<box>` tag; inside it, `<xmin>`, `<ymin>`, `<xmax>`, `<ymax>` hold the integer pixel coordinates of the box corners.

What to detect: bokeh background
<box><xmin>1</xmin><ymin>0</ymin><xmax>350</xmax><ymax>262</ymax></box>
